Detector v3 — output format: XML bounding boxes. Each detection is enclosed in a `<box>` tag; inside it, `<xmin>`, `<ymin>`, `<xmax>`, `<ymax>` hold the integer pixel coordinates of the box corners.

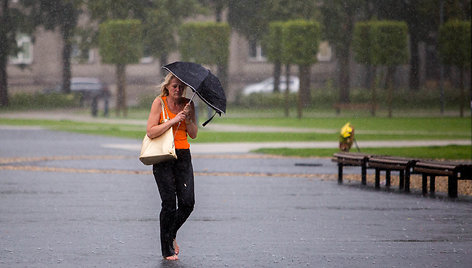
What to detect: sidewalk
<box><xmin>1</xmin><ymin>127</ymin><xmax>472</xmax><ymax>267</ymax></box>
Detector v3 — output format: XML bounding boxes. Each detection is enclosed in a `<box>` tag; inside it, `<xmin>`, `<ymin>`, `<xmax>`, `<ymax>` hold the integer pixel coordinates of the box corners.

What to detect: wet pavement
<box><xmin>1</xmin><ymin>127</ymin><xmax>472</xmax><ymax>267</ymax></box>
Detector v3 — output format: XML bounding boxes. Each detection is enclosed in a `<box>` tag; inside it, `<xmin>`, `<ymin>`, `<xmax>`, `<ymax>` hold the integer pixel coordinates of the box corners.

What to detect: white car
<box><xmin>242</xmin><ymin>76</ymin><xmax>299</xmax><ymax>95</ymax></box>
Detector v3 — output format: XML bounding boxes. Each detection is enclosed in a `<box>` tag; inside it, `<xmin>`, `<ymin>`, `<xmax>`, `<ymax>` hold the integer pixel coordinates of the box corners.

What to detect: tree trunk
<box><xmin>159</xmin><ymin>53</ymin><xmax>168</xmax><ymax>76</ymax></box>
<box><xmin>0</xmin><ymin>0</ymin><xmax>10</xmax><ymax>107</ymax></box>
<box><xmin>217</xmin><ymin>63</ymin><xmax>228</xmax><ymax>95</ymax></box>
<box><xmin>273</xmin><ymin>61</ymin><xmax>281</xmax><ymax>93</ymax></box>
<box><xmin>0</xmin><ymin>53</ymin><xmax>7</xmax><ymax>107</ymax></box>
<box><xmin>338</xmin><ymin>49</ymin><xmax>350</xmax><ymax>104</ymax></box>
<box><xmin>116</xmin><ymin>63</ymin><xmax>127</xmax><ymax>117</ymax></box>
<box><xmin>297</xmin><ymin>64</ymin><xmax>311</xmax><ymax>119</ymax></box>
<box><xmin>386</xmin><ymin>65</ymin><xmax>396</xmax><ymax>118</ymax></box>
<box><xmin>370</xmin><ymin>65</ymin><xmax>377</xmax><ymax>116</ymax></box>
<box><xmin>61</xmin><ymin>25</ymin><xmax>73</xmax><ymax>94</ymax></box>
<box><xmin>409</xmin><ymin>33</ymin><xmax>420</xmax><ymax>91</ymax></box>
<box><xmin>459</xmin><ymin>67</ymin><xmax>464</xmax><ymax>117</ymax></box>
<box><xmin>284</xmin><ymin>64</ymin><xmax>290</xmax><ymax>117</ymax></box>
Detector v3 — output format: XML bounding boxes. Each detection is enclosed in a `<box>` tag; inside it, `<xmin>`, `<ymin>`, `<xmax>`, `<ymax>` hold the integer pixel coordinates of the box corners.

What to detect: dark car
<box><xmin>44</xmin><ymin>77</ymin><xmax>110</xmax><ymax>105</ymax></box>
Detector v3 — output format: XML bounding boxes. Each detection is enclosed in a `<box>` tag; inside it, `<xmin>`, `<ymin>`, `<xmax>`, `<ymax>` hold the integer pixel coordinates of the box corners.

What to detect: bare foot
<box><xmin>164</xmin><ymin>254</ymin><xmax>179</xmax><ymax>261</ymax></box>
<box><xmin>173</xmin><ymin>239</ymin><xmax>179</xmax><ymax>255</ymax></box>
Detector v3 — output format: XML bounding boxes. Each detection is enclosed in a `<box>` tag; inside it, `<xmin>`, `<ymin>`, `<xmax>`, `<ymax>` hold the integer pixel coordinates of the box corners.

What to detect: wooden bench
<box><xmin>332</xmin><ymin>152</ymin><xmax>372</xmax><ymax>185</ymax></box>
<box><xmin>413</xmin><ymin>161</ymin><xmax>472</xmax><ymax>198</ymax></box>
<box><xmin>367</xmin><ymin>156</ymin><xmax>417</xmax><ymax>191</ymax></box>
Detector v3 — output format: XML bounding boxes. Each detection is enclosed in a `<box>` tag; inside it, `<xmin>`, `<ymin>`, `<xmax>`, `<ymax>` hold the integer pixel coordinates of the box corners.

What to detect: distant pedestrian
<box><xmin>146</xmin><ymin>73</ymin><xmax>198</xmax><ymax>260</ymax></box>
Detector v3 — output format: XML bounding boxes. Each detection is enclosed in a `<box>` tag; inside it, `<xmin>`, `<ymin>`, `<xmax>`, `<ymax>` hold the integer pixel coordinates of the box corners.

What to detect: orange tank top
<box><xmin>160</xmin><ymin>96</ymin><xmax>190</xmax><ymax>149</ymax></box>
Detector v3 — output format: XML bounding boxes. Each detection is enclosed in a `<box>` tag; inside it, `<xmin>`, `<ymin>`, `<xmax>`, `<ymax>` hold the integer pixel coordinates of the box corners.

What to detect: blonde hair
<box><xmin>158</xmin><ymin>72</ymin><xmax>187</xmax><ymax>97</ymax></box>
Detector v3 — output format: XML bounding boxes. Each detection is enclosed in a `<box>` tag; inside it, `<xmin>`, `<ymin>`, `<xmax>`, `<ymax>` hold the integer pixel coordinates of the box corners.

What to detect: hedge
<box><xmin>98</xmin><ymin>19</ymin><xmax>143</xmax><ymax>65</ymax></box>
<box><xmin>439</xmin><ymin>20</ymin><xmax>471</xmax><ymax>68</ymax></box>
<box><xmin>282</xmin><ymin>20</ymin><xmax>321</xmax><ymax>65</ymax></box>
<box><xmin>179</xmin><ymin>22</ymin><xmax>231</xmax><ymax>66</ymax></box>
<box><xmin>370</xmin><ymin>20</ymin><xmax>409</xmax><ymax>66</ymax></box>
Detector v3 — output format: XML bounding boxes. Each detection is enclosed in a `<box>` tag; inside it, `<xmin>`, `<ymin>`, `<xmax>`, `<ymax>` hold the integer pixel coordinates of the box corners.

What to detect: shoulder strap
<box><xmin>158</xmin><ymin>97</ymin><xmax>170</xmax><ymax>122</ymax></box>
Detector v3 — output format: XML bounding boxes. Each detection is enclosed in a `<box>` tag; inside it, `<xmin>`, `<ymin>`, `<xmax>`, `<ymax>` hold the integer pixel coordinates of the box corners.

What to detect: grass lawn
<box><xmin>254</xmin><ymin>145</ymin><xmax>472</xmax><ymax>160</ymax></box>
<box><xmin>1</xmin><ymin>110</ymin><xmax>471</xmax><ymax>160</ymax></box>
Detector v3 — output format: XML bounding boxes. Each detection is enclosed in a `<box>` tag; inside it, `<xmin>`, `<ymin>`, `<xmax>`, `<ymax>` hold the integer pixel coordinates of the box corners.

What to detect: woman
<box><xmin>146</xmin><ymin>73</ymin><xmax>198</xmax><ymax>260</ymax></box>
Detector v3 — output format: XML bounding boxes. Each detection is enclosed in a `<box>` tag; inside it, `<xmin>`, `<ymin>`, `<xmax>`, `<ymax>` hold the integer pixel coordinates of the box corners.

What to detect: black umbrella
<box><xmin>162</xmin><ymin>61</ymin><xmax>226</xmax><ymax>126</ymax></box>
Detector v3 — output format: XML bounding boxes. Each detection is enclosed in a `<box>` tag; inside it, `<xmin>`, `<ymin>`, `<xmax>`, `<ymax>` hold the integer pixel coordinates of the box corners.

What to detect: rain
<box><xmin>1</xmin><ymin>0</ymin><xmax>472</xmax><ymax>267</ymax></box>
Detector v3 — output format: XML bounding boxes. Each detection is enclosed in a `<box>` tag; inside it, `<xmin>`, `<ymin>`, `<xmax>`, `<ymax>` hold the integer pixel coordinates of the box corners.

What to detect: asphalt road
<box><xmin>1</xmin><ymin>127</ymin><xmax>472</xmax><ymax>267</ymax></box>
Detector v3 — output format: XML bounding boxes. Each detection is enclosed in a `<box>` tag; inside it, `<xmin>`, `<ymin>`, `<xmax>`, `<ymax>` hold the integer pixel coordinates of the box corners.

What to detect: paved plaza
<box><xmin>1</xmin><ymin>127</ymin><xmax>472</xmax><ymax>267</ymax></box>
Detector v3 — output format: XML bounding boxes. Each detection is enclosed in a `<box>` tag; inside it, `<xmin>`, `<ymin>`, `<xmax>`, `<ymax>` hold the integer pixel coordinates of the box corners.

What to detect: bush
<box><xmin>439</xmin><ymin>20</ymin><xmax>471</xmax><ymax>68</ymax></box>
<box><xmin>236</xmin><ymin>86</ymin><xmax>465</xmax><ymax>111</ymax></box>
<box><xmin>3</xmin><ymin>92</ymin><xmax>81</xmax><ymax>110</ymax></box>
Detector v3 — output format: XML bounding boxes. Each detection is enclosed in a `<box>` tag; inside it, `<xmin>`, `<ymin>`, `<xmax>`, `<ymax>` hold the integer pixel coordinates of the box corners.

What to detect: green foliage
<box><xmin>143</xmin><ymin>9</ymin><xmax>176</xmax><ymax>59</ymax></box>
<box><xmin>439</xmin><ymin>20</ymin><xmax>471</xmax><ymax>68</ymax></box>
<box><xmin>236</xmin><ymin>86</ymin><xmax>466</xmax><ymax>110</ymax></box>
<box><xmin>352</xmin><ymin>21</ymin><xmax>373</xmax><ymax>65</ymax></box>
<box><xmin>227</xmin><ymin>1</ymin><xmax>269</xmax><ymax>41</ymax></box>
<box><xmin>264</xmin><ymin>22</ymin><xmax>286</xmax><ymax>63</ymax></box>
<box><xmin>228</xmin><ymin>0</ymin><xmax>318</xmax><ymax>42</ymax></box>
<box><xmin>282</xmin><ymin>20</ymin><xmax>321</xmax><ymax>65</ymax></box>
<box><xmin>98</xmin><ymin>19</ymin><xmax>143</xmax><ymax>65</ymax></box>
<box><xmin>2</xmin><ymin>92</ymin><xmax>80</xmax><ymax>110</ymax></box>
<box><xmin>179</xmin><ymin>22</ymin><xmax>230</xmax><ymax>65</ymax></box>
<box><xmin>370</xmin><ymin>21</ymin><xmax>409</xmax><ymax>66</ymax></box>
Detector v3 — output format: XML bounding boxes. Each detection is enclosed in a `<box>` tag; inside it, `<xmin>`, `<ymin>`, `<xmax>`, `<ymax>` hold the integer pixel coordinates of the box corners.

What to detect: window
<box><xmin>248</xmin><ymin>39</ymin><xmax>266</xmax><ymax>62</ymax></box>
<box><xmin>9</xmin><ymin>34</ymin><xmax>33</xmax><ymax>65</ymax></box>
<box><xmin>71</xmin><ymin>44</ymin><xmax>95</xmax><ymax>64</ymax></box>
<box><xmin>317</xmin><ymin>41</ymin><xmax>332</xmax><ymax>62</ymax></box>
<box><xmin>140</xmin><ymin>44</ymin><xmax>154</xmax><ymax>64</ymax></box>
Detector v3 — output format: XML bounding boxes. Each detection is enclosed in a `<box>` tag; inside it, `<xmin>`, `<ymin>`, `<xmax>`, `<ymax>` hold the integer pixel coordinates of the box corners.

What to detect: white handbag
<box><xmin>139</xmin><ymin>97</ymin><xmax>177</xmax><ymax>165</ymax></box>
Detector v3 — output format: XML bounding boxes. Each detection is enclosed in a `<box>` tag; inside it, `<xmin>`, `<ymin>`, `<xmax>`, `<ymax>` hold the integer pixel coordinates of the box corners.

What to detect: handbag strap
<box><xmin>158</xmin><ymin>97</ymin><xmax>170</xmax><ymax>122</ymax></box>
<box><xmin>159</xmin><ymin>96</ymin><xmax>181</xmax><ymax>141</ymax></box>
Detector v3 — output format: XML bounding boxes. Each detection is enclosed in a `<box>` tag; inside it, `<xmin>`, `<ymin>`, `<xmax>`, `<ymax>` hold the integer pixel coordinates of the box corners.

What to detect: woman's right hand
<box><xmin>172</xmin><ymin>111</ymin><xmax>187</xmax><ymax>124</ymax></box>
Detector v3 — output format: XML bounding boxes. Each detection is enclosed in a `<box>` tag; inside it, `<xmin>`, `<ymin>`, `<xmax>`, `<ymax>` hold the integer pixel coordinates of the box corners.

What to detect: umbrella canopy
<box><xmin>162</xmin><ymin>62</ymin><xmax>226</xmax><ymax>116</ymax></box>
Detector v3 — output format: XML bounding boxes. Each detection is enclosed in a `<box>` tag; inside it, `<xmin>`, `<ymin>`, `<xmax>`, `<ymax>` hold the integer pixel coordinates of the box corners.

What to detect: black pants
<box><xmin>153</xmin><ymin>149</ymin><xmax>195</xmax><ymax>257</ymax></box>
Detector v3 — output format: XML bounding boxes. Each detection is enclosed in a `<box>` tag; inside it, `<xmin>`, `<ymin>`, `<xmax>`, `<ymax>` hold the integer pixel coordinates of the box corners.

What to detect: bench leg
<box><xmin>361</xmin><ymin>163</ymin><xmax>367</xmax><ymax>185</ymax></box>
<box><xmin>375</xmin><ymin>169</ymin><xmax>380</xmax><ymax>189</ymax></box>
<box><xmin>385</xmin><ymin>170</ymin><xmax>391</xmax><ymax>188</ymax></box>
<box><xmin>405</xmin><ymin>169</ymin><xmax>411</xmax><ymax>192</ymax></box>
<box><xmin>422</xmin><ymin>174</ymin><xmax>428</xmax><ymax>195</ymax></box>
<box><xmin>399</xmin><ymin>170</ymin><xmax>405</xmax><ymax>190</ymax></box>
<box><xmin>430</xmin><ymin>175</ymin><xmax>436</xmax><ymax>194</ymax></box>
<box><xmin>448</xmin><ymin>174</ymin><xmax>458</xmax><ymax>198</ymax></box>
<box><xmin>338</xmin><ymin>163</ymin><xmax>343</xmax><ymax>184</ymax></box>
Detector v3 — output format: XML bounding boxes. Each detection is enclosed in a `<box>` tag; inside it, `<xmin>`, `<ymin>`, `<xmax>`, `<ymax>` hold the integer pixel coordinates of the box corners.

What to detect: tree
<box><xmin>320</xmin><ymin>0</ymin><xmax>366</xmax><ymax>104</ymax></box>
<box><xmin>373</xmin><ymin>0</ymin><xmax>471</xmax><ymax>90</ymax></box>
<box><xmin>0</xmin><ymin>0</ymin><xmax>15</xmax><ymax>106</ymax></box>
<box><xmin>99</xmin><ymin>20</ymin><xmax>143</xmax><ymax>117</ymax></box>
<box><xmin>142</xmin><ymin>0</ymin><xmax>202</xmax><ymax>73</ymax></box>
<box><xmin>265</xmin><ymin>22</ymin><xmax>286</xmax><ymax>110</ymax></box>
<box><xmin>0</xmin><ymin>0</ymin><xmax>36</xmax><ymax>107</ymax></box>
<box><xmin>353</xmin><ymin>21</ymin><xmax>377</xmax><ymax>116</ymax></box>
<box><xmin>198</xmin><ymin>0</ymin><xmax>228</xmax><ymax>22</ymax></box>
<box><xmin>282</xmin><ymin>20</ymin><xmax>321</xmax><ymax>119</ymax></box>
<box><xmin>370</xmin><ymin>21</ymin><xmax>409</xmax><ymax>117</ymax></box>
<box><xmin>179</xmin><ymin>22</ymin><xmax>230</xmax><ymax>92</ymax></box>
<box><xmin>439</xmin><ymin>20</ymin><xmax>471</xmax><ymax>117</ymax></box>
<box><xmin>29</xmin><ymin>0</ymin><xmax>83</xmax><ymax>94</ymax></box>
<box><xmin>87</xmin><ymin>0</ymin><xmax>148</xmax><ymax>117</ymax></box>
<box><xmin>229</xmin><ymin>0</ymin><xmax>318</xmax><ymax>95</ymax></box>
